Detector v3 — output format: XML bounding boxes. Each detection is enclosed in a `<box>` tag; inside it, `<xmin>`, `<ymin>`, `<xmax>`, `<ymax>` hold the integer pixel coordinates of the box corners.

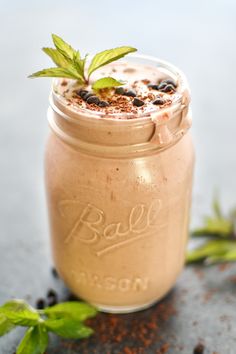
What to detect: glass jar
<box><xmin>45</xmin><ymin>55</ymin><xmax>195</xmax><ymax>313</ymax></box>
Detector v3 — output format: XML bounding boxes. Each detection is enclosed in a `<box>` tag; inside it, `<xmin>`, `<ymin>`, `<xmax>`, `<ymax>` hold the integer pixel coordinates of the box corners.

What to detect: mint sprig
<box><xmin>29</xmin><ymin>34</ymin><xmax>137</xmax><ymax>89</ymax></box>
<box><xmin>0</xmin><ymin>299</ymin><xmax>97</xmax><ymax>354</ymax></box>
<box><xmin>187</xmin><ymin>196</ymin><xmax>236</xmax><ymax>264</ymax></box>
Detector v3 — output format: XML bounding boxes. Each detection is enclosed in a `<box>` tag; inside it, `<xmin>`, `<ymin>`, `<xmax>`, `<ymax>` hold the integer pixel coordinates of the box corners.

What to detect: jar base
<box><xmin>91</xmin><ymin>298</ymin><xmax>159</xmax><ymax>314</ymax></box>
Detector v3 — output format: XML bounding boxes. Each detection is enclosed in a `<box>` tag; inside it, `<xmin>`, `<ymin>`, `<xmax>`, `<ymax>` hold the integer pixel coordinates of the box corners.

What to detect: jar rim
<box><xmin>51</xmin><ymin>53</ymin><xmax>190</xmax><ymax>125</ymax></box>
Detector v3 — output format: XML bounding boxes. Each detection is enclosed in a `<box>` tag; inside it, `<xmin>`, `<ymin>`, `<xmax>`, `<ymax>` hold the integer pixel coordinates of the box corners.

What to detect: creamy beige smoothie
<box><xmin>45</xmin><ymin>55</ymin><xmax>194</xmax><ymax>313</ymax></box>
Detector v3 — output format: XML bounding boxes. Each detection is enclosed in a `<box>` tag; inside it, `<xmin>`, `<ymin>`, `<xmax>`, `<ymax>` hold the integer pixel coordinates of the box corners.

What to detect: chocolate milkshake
<box><xmin>45</xmin><ymin>55</ymin><xmax>194</xmax><ymax>313</ymax></box>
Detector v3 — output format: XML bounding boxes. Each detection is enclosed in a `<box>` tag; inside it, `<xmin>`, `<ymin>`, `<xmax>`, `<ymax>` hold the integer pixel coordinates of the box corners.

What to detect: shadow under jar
<box><xmin>45</xmin><ymin>55</ymin><xmax>195</xmax><ymax>313</ymax></box>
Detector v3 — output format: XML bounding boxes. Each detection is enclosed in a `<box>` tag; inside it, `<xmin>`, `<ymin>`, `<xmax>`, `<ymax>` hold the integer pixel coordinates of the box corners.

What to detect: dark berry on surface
<box><xmin>47</xmin><ymin>289</ymin><xmax>58</xmax><ymax>307</ymax></box>
<box><xmin>51</xmin><ymin>267</ymin><xmax>58</xmax><ymax>278</ymax></box>
<box><xmin>133</xmin><ymin>98</ymin><xmax>144</xmax><ymax>107</ymax></box>
<box><xmin>124</xmin><ymin>90</ymin><xmax>136</xmax><ymax>97</ymax></box>
<box><xmin>99</xmin><ymin>101</ymin><xmax>109</xmax><ymax>107</ymax></box>
<box><xmin>115</xmin><ymin>87</ymin><xmax>125</xmax><ymax>95</ymax></box>
<box><xmin>86</xmin><ymin>96</ymin><xmax>100</xmax><ymax>105</ymax></box>
<box><xmin>36</xmin><ymin>298</ymin><xmax>46</xmax><ymax>310</ymax></box>
<box><xmin>193</xmin><ymin>343</ymin><xmax>205</xmax><ymax>354</ymax></box>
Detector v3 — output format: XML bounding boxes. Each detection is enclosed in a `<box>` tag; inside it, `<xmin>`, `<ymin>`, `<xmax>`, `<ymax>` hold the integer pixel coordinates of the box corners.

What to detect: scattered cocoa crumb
<box><xmin>229</xmin><ymin>275</ymin><xmax>236</xmax><ymax>283</ymax></box>
<box><xmin>203</xmin><ymin>289</ymin><xmax>217</xmax><ymax>303</ymax></box>
<box><xmin>156</xmin><ymin>343</ymin><xmax>170</xmax><ymax>353</ymax></box>
<box><xmin>218</xmin><ymin>263</ymin><xmax>232</xmax><ymax>272</ymax></box>
<box><xmin>193</xmin><ymin>343</ymin><xmax>205</xmax><ymax>354</ymax></box>
<box><xmin>142</xmin><ymin>79</ymin><xmax>150</xmax><ymax>85</ymax></box>
<box><xmin>61</xmin><ymin>80</ymin><xmax>67</xmax><ymax>86</ymax></box>
<box><xmin>194</xmin><ymin>268</ymin><xmax>205</xmax><ymax>280</ymax></box>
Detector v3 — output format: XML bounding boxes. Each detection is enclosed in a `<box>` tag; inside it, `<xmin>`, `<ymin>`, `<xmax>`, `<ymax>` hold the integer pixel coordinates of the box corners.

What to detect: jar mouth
<box><xmin>51</xmin><ymin>54</ymin><xmax>190</xmax><ymax>125</ymax></box>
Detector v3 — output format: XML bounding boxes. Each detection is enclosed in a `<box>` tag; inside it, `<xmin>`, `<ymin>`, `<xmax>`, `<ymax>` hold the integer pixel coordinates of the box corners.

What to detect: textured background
<box><xmin>0</xmin><ymin>0</ymin><xmax>236</xmax><ymax>353</ymax></box>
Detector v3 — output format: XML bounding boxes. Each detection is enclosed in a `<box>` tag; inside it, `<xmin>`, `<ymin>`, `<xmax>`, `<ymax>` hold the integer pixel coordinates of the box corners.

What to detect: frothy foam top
<box><xmin>53</xmin><ymin>61</ymin><xmax>184</xmax><ymax>119</ymax></box>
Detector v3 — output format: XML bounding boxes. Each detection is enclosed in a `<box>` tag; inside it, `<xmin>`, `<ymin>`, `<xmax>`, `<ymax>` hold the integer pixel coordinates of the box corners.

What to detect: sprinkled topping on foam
<box><xmin>54</xmin><ymin>61</ymin><xmax>182</xmax><ymax>119</ymax></box>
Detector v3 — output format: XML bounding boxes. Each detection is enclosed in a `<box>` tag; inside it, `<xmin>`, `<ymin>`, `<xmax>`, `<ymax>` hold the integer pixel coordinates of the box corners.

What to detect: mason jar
<box><xmin>45</xmin><ymin>55</ymin><xmax>195</xmax><ymax>313</ymax></box>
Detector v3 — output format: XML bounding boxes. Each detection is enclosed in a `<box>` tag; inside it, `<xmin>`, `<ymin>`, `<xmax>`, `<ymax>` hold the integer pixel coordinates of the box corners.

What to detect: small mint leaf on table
<box><xmin>192</xmin><ymin>217</ymin><xmax>233</xmax><ymax>238</ymax></box>
<box><xmin>88</xmin><ymin>46</ymin><xmax>137</xmax><ymax>77</ymax></box>
<box><xmin>16</xmin><ymin>325</ymin><xmax>48</xmax><ymax>354</ymax></box>
<box><xmin>44</xmin><ymin>318</ymin><xmax>93</xmax><ymax>339</ymax></box>
<box><xmin>92</xmin><ymin>77</ymin><xmax>125</xmax><ymax>90</ymax></box>
<box><xmin>0</xmin><ymin>300</ymin><xmax>40</xmax><ymax>326</ymax></box>
<box><xmin>0</xmin><ymin>313</ymin><xmax>15</xmax><ymax>336</ymax></box>
<box><xmin>43</xmin><ymin>301</ymin><xmax>97</xmax><ymax>321</ymax></box>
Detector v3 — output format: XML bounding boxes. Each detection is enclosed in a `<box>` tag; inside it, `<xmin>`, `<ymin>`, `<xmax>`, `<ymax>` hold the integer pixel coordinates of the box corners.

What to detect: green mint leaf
<box><xmin>88</xmin><ymin>46</ymin><xmax>137</xmax><ymax>77</ymax></box>
<box><xmin>212</xmin><ymin>194</ymin><xmax>223</xmax><ymax>219</ymax></box>
<box><xmin>73</xmin><ymin>51</ymin><xmax>87</xmax><ymax>80</ymax></box>
<box><xmin>52</xmin><ymin>34</ymin><xmax>76</xmax><ymax>60</ymax></box>
<box><xmin>206</xmin><ymin>246</ymin><xmax>236</xmax><ymax>263</ymax></box>
<box><xmin>43</xmin><ymin>301</ymin><xmax>97</xmax><ymax>321</ymax></box>
<box><xmin>92</xmin><ymin>77</ymin><xmax>125</xmax><ymax>90</ymax></box>
<box><xmin>42</xmin><ymin>47</ymin><xmax>71</xmax><ymax>68</ymax></box>
<box><xmin>192</xmin><ymin>217</ymin><xmax>233</xmax><ymax>237</ymax></box>
<box><xmin>0</xmin><ymin>300</ymin><xmax>39</xmax><ymax>326</ymax></box>
<box><xmin>28</xmin><ymin>67</ymin><xmax>83</xmax><ymax>82</ymax></box>
<box><xmin>16</xmin><ymin>325</ymin><xmax>49</xmax><ymax>354</ymax></box>
<box><xmin>0</xmin><ymin>313</ymin><xmax>15</xmax><ymax>336</ymax></box>
<box><xmin>186</xmin><ymin>239</ymin><xmax>235</xmax><ymax>263</ymax></box>
<box><xmin>44</xmin><ymin>318</ymin><xmax>93</xmax><ymax>339</ymax></box>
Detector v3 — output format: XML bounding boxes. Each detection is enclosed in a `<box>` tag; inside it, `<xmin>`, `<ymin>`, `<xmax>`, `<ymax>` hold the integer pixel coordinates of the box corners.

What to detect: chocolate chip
<box><xmin>160</xmin><ymin>84</ymin><xmax>175</xmax><ymax>93</ymax></box>
<box><xmin>115</xmin><ymin>87</ymin><xmax>125</xmax><ymax>95</ymax></box>
<box><xmin>99</xmin><ymin>101</ymin><xmax>109</xmax><ymax>107</ymax></box>
<box><xmin>76</xmin><ymin>89</ymin><xmax>88</xmax><ymax>99</ymax></box>
<box><xmin>36</xmin><ymin>298</ymin><xmax>46</xmax><ymax>310</ymax></box>
<box><xmin>83</xmin><ymin>92</ymin><xmax>94</xmax><ymax>101</ymax></box>
<box><xmin>133</xmin><ymin>98</ymin><xmax>144</xmax><ymax>107</ymax></box>
<box><xmin>158</xmin><ymin>82</ymin><xmax>168</xmax><ymax>90</ymax></box>
<box><xmin>47</xmin><ymin>289</ymin><xmax>58</xmax><ymax>307</ymax></box>
<box><xmin>51</xmin><ymin>267</ymin><xmax>58</xmax><ymax>278</ymax></box>
<box><xmin>163</xmin><ymin>79</ymin><xmax>177</xmax><ymax>88</ymax></box>
<box><xmin>86</xmin><ymin>96</ymin><xmax>100</xmax><ymax>105</ymax></box>
<box><xmin>124</xmin><ymin>90</ymin><xmax>136</xmax><ymax>97</ymax></box>
<box><xmin>148</xmin><ymin>84</ymin><xmax>159</xmax><ymax>90</ymax></box>
<box><xmin>193</xmin><ymin>343</ymin><xmax>205</xmax><ymax>354</ymax></box>
<box><xmin>153</xmin><ymin>98</ymin><xmax>165</xmax><ymax>105</ymax></box>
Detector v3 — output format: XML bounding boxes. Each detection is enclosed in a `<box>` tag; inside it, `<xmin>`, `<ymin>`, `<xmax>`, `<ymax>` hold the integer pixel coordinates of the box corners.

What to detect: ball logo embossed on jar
<box><xmin>58</xmin><ymin>198</ymin><xmax>163</xmax><ymax>257</ymax></box>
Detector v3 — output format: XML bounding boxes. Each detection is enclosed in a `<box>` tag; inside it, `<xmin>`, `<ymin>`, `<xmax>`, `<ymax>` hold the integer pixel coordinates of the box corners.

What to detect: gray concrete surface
<box><xmin>0</xmin><ymin>0</ymin><xmax>236</xmax><ymax>353</ymax></box>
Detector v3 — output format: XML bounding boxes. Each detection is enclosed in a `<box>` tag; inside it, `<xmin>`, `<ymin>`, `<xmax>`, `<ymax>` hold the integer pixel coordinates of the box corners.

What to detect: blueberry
<box><xmin>148</xmin><ymin>84</ymin><xmax>159</xmax><ymax>90</ymax></box>
<box><xmin>160</xmin><ymin>84</ymin><xmax>175</xmax><ymax>93</ymax></box>
<box><xmin>133</xmin><ymin>98</ymin><xmax>144</xmax><ymax>107</ymax></box>
<box><xmin>115</xmin><ymin>87</ymin><xmax>125</xmax><ymax>95</ymax></box>
<box><xmin>99</xmin><ymin>101</ymin><xmax>109</xmax><ymax>107</ymax></box>
<box><xmin>86</xmin><ymin>96</ymin><xmax>100</xmax><ymax>105</ymax></box>
<box><xmin>153</xmin><ymin>98</ymin><xmax>165</xmax><ymax>105</ymax></box>
<box><xmin>124</xmin><ymin>90</ymin><xmax>136</xmax><ymax>97</ymax></box>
